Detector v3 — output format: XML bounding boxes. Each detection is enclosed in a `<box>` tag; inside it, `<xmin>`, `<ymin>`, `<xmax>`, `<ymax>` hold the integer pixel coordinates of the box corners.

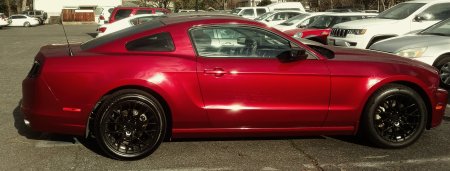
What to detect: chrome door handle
<box><xmin>204</xmin><ymin>68</ymin><xmax>226</xmax><ymax>77</ymax></box>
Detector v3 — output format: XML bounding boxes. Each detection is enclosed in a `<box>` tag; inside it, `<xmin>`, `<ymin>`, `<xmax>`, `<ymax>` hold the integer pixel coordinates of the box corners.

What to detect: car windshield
<box><xmin>377</xmin><ymin>3</ymin><xmax>425</xmax><ymax>20</ymax></box>
<box><xmin>307</xmin><ymin>15</ymin><xmax>335</xmax><ymax>29</ymax></box>
<box><xmin>81</xmin><ymin>20</ymin><xmax>164</xmax><ymax>50</ymax></box>
<box><xmin>420</xmin><ymin>18</ymin><xmax>450</xmax><ymax>36</ymax></box>
<box><xmin>231</xmin><ymin>8</ymin><xmax>242</xmax><ymax>14</ymax></box>
<box><xmin>255</xmin><ymin>12</ymin><xmax>274</xmax><ymax>21</ymax></box>
<box><xmin>279</xmin><ymin>14</ymin><xmax>310</xmax><ymax>26</ymax></box>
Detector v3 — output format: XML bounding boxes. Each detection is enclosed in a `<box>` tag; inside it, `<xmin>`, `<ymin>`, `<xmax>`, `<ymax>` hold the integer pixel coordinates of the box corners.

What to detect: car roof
<box><xmin>113</xmin><ymin>7</ymin><xmax>167</xmax><ymax>10</ymax></box>
<box><xmin>162</xmin><ymin>13</ymin><xmax>244</xmax><ymax>25</ymax></box>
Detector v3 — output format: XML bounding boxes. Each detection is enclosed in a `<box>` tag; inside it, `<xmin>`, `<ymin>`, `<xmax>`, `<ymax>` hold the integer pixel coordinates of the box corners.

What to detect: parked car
<box><xmin>22</xmin><ymin>10</ymin><xmax>47</xmax><ymax>24</ymax></box>
<box><xmin>8</xmin><ymin>14</ymin><xmax>39</xmax><ymax>27</ymax></box>
<box><xmin>255</xmin><ymin>10</ymin><xmax>303</xmax><ymax>27</ymax></box>
<box><xmin>273</xmin><ymin>12</ymin><xmax>329</xmax><ymax>31</ymax></box>
<box><xmin>97</xmin><ymin>14</ymin><xmax>165</xmax><ymax>37</ymax></box>
<box><xmin>285</xmin><ymin>12</ymin><xmax>376</xmax><ymax>44</ymax></box>
<box><xmin>22</xmin><ymin>15</ymin><xmax>447</xmax><ymax>160</ymax></box>
<box><xmin>233</xmin><ymin>2</ymin><xmax>306</xmax><ymax>20</ymax></box>
<box><xmin>231</xmin><ymin>7</ymin><xmax>269</xmax><ymax>20</ymax></box>
<box><xmin>109</xmin><ymin>7</ymin><xmax>171</xmax><ymax>23</ymax></box>
<box><xmin>95</xmin><ymin>6</ymin><xmax>115</xmax><ymax>25</ymax></box>
<box><xmin>0</xmin><ymin>13</ymin><xmax>11</xmax><ymax>28</ymax></box>
<box><xmin>370</xmin><ymin>18</ymin><xmax>450</xmax><ymax>89</ymax></box>
<box><xmin>328</xmin><ymin>0</ymin><xmax>450</xmax><ymax>49</ymax></box>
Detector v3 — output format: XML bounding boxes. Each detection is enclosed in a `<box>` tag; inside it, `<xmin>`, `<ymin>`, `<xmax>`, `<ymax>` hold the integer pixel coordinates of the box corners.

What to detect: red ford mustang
<box><xmin>22</xmin><ymin>15</ymin><xmax>447</xmax><ymax>160</ymax></box>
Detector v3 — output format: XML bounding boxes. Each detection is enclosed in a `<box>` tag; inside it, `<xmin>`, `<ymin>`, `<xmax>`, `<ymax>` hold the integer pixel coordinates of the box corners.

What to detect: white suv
<box><xmin>327</xmin><ymin>0</ymin><xmax>450</xmax><ymax>49</ymax></box>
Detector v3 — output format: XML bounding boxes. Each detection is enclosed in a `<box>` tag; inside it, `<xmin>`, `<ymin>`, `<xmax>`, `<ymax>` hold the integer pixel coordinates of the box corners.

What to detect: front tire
<box><xmin>24</xmin><ymin>22</ymin><xmax>31</xmax><ymax>27</ymax></box>
<box><xmin>361</xmin><ymin>84</ymin><xmax>427</xmax><ymax>148</ymax></box>
<box><xmin>433</xmin><ymin>56</ymin><xmax>450</xmax><ymax>90</ymax></box>
<box><xmin>94</xmin><ymin>89</ymin><xmax>166</xmax><ymax>160</ymax></box>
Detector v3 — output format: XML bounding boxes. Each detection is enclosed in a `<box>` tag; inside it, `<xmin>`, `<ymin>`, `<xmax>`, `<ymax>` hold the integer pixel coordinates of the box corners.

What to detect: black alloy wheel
<box><xmin>361</xmin><ymin>84</ymin><xmax>427</xmax><ymax>148</ymax></box>
<box><xmin>95</xmin><ymin>89</ymin><xmax>166</xmax><ymax>160</ymax></box>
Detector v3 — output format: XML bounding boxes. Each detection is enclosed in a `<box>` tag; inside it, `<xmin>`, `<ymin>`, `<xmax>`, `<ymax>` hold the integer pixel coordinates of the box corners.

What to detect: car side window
<box><xmin>419</xmin><ymin>3</ymin><xmax>450</xmax><ymax>21</ymax></box>
<box><xmin>115</xmin><ymin>9</ymin><xmax>132</xmax><ymax>21</ymax></box>
<box><xmin>242</xmin><ymin>9</ymin><xmax>254</xmax><ymax>16</ymax></box>
<box><xmin>191</xmin><ymin>26</ymin><xmax>304</xmax><ymax>58</ymax></box>
<box><xmin>256</xmin><ymin>9</ymin><xmax>266</xmax><ymax>16</ymax></box>
<box><xmin>126</xmin><ymin>32</ymin><xmax>175</xmax><ymax>52</ymax></box>
<box><xmin>19</xmin><ymin>16</ymin><xmax>26</xmax><ymax>19</ymax></box>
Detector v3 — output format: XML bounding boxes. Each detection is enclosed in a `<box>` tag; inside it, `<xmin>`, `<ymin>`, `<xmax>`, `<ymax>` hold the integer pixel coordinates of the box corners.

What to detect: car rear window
<box><xmin>136</xmin><ymin>10</ymin><xmax>153</xmax><ymax>15</ymax></box>
<box><xmin>115</xmin><ymin>9</ymin><xmax>132</xmax><ymax>21</ymax></box>
<box><xmin>81</xmin><ymin>20</ymin><xmax>164</xmax><ymax>50</ymax></box>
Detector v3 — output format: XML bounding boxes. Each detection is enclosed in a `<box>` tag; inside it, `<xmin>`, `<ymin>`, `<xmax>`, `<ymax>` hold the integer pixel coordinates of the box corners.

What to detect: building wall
<box><xmin>33</xmin><ymin>0</ymin><xmax>122</xmax><ymax>17</ymax></box>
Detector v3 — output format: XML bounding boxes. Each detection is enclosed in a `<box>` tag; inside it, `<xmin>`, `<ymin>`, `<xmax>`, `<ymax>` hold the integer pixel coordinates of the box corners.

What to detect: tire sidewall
<box><xmin>24</xmin><ymin>22</ymin><xmax>30</xmax><ymax>27</ymax></box>
<box><xmin>94</xmin><ymin>90</ymin><xmax>166</xmax><ymax>160</ymax></box>
<box><xmin>434</xmin><ymin>56</ymin><xmax>450</xmax><ymax>90</ymax></box>
<box><xmin>363</xmin><ymin>84</ymin><xmax>427</xmax><ymax>148</ymax></box>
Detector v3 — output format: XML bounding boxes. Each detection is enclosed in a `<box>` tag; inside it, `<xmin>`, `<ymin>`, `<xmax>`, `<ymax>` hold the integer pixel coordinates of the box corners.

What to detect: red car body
<box><xmin>284</xmin><ymin>28</ymin><xmax>331</xmax><ymax>44</ymax></box>
<box><xmin>22</xmin><ymin>15</ymin><xmax>447</xmax><ymax>159</ymax></box>
<box><xmin>109</xmin><ymin>7</ymin><xmax>170</xmax><ymax>23</ymax></box>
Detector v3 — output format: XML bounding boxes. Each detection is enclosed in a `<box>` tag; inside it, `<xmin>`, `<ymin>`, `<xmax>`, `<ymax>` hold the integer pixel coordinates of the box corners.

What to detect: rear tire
<box><xmin>361</xmin><ymin>84</ymin><xmax>427</xmax><ymax>148</ymax></box>
<box><xmin>94</xmin><ymin>89</ymin><xmax>166</xmax><ymax>160</ymax></box>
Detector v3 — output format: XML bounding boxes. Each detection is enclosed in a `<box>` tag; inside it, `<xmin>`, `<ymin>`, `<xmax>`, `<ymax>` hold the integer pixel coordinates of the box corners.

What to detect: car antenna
<box><xmin>60</xmin><ymin>18</ymin><xmax>73</xmax><ymax>56</ymax></box>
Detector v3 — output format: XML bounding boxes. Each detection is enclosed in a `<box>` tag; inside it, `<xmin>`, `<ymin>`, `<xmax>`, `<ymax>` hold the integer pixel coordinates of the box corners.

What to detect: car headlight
<box><xmin>293</xmin><ymin>32</ymin><xmax>303</xmax><ymax>38</ymax></box>
<box><xmin>395</xmin><ymin>47</ymin><xmax>427</xmax><ymax>58</ymax></box>
<box><xmin>348</xmin><ymin>29</ymin><xmax>367</xmax><ymax>35</ymax></box>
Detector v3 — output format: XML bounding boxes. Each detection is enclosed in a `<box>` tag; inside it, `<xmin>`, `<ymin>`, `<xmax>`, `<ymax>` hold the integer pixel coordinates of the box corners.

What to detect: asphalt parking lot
<box><xmin>1</xmin><ymin>24</ymin><xmax>450</xmax><ymax>170</ymax></box>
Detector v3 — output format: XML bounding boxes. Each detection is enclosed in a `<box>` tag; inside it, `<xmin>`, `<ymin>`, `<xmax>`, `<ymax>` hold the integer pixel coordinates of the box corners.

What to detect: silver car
<box><xmin>370</xmin><ymin>18</ymin><xmax>450</xmax><ymax>89</ymax></box>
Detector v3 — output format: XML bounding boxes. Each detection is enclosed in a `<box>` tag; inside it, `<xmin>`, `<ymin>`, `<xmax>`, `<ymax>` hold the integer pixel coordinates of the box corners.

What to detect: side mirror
<box><xmin>237</xmin><ymin>37</ymin><xmax>246</xmax><ymax>45</ymax></box>
<box><xmin>265</xmin><ymin>19</ymin><xmax>271</xmax><ymax>22</ymax></box>
<box><xmin>297</xmin><ymin>24</ymin><xmax>307</xmax><ymax>28</ymax></box>
<box><xmin>414</xmin><ymin>13</ymin><xmax>432</xmax><ymax>22</ymax></box>
<box><xmin>277</xmin><ymin>49</ymin><xmax>308</xmax><ymax>62</ymax></box>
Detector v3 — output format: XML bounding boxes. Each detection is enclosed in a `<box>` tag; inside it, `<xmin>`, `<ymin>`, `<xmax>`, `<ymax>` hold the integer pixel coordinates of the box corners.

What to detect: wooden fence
<box><xmin>61</xmin><ymin>9</ymin><xmax>94</xmax><ymax>22</ymax></box>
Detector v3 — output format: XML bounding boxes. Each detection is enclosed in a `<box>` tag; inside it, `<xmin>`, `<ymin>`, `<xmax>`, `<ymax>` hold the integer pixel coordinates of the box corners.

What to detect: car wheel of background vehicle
<box><xmin>361</xmin><ymin>83</ymin><xmax>427</xmax><ymax>148</ymax></box>
<box><xmin>94</xmin><ymin>89</ymin><xmax>166</xmax><ymax>160</ymax></box>
<box><xmin>24</xmin><ymin>22</ymin><xmax>31</xmax><ymax>27</ymax></box>
<box><xmin>433</xmin><ymin>56</ymin><xmax>450</xmax><ymax>90</ymax></box>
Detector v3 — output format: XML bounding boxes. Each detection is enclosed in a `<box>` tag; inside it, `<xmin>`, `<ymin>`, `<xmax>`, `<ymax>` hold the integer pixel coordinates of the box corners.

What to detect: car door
<box><xmin>191</xmin><ymin>25</ymin><xmax>331</xmax><ymax>128</ymax></box>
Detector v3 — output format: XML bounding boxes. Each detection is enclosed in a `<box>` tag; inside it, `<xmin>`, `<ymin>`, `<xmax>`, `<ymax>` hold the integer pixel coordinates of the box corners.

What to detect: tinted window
<box><xmin>35</xmin><ymin>11</ymin><xmax>42</xmax><ymax>15</ymax></box>
<box><xmin>81</xmin><ymin>20</ymin><xmax>164</xmax><ymax>50</ymax></box>
<box><xmin>256</xmin><ymin>9</ymin><xmax>266</xmax><ymax>16</ymax></box>
<box><xmin>136</xmin><ymin>10</ymin><xmax>153</xmax><ymax>15</ymax></box>
<box><xmin>191</xmin><ymin>26</ymin><xmax>294</xmax><ymax>58</ymax></box>
<box><xmin>126</xmin><ymin>32</ymin><xmax>175</xmax><ymax>52</ymax></box>
<box><xmin>419</xmin><ymin>3</ymin><xmax>450</xmax><ymax>21</ymax></box>
<box><xmin>115</xmin><ymin>9</ymin><xmax>132</xmax><ymax>20</ymax></box>
<box><xmin>242</xmin><ymin>9</ymin><xmax>254</xmax><ymax>16</ymax></box>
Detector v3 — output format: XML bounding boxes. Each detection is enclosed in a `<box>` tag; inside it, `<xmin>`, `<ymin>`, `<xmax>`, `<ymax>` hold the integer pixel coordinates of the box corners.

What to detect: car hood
<box><xmin>284</xmin><ymin>28</ymin><xmax>328</xmax><ymax>35</ymax></box>
<box><xmin>369</xmin><ymin>34</ymin><xmax>450</xmax><ymax>53</ymax></box>
<box><xmin>326</xmin><ymin>46</ymin><xmax>437</xmax><ymax>73</ymax></box>
<box><xmin>333</xmin><ymin>18</ymin><xmax>398</xmax><ymax>29</ymax></box>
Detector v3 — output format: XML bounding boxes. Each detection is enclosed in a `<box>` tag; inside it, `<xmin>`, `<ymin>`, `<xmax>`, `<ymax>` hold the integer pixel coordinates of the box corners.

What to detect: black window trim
<box><xmin>188</xmin><ymin>24</ymin><xmax>318</xmax><ymax>60</ymax></box>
